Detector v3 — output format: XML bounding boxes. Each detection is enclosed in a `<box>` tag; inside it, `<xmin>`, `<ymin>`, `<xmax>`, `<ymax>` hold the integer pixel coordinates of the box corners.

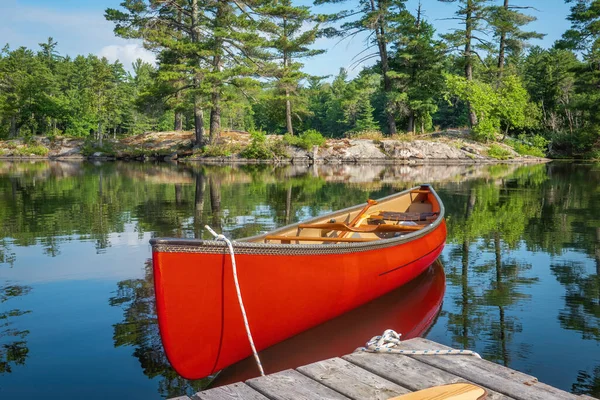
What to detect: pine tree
<box><xmin>439</xmin><ymin>0</ymin><xmax>491</xmax><ymax>127</ymax></box>
<box><xmin>259</xmin><ymin>0</ymin><xmax>323</xmax><ymax>135</ymax></box>
<box><xmin>391</xmin><ymin>2</ymin><xmax>445</xmax><ymax>133</ymax></box>
<box><xmin>558</xmin><ymin>0</ymin><xmax>600</xmax><ymax>134</ymax></box>
<box><xmin>106</xmin><ymin>0</ymin><xmax>211</xmax><ymax>144</ymax></box>
<box><xmin>355</xmin><ymin>96</ymin><xmax>378</xmax><ymax>132</ymax></box>
<box><xmin>488</xmin><ymin>0</ymin><xmax>544</xmax><ymax>79</ymax></box>
<box><xmin>315</xmin><ymin>0</ymin><xmax>409</xmax><ymax>135</ymax></box>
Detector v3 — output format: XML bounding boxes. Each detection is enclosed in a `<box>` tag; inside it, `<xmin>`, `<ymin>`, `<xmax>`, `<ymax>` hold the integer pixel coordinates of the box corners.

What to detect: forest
<box><xmin>0</xmin><ymin>0</ymin><xmax>599</xmax><ymax>158</ymax></box>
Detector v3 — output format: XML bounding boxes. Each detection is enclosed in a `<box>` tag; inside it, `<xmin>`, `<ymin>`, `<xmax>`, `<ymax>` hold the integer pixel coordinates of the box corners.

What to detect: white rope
<box><xmin>357</xmin><ymin>329</ymin><xmax>481</xmax><ymax>359</ymax></box>
<box><xmin>205</xmin><ymin>225</ymin><xmax>265</xmax><ymax>376</ymax></box>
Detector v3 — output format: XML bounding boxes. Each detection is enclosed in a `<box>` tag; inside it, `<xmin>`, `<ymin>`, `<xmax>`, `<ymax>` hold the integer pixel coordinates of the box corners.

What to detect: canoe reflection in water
<box><xmin>211</xmin><ymin>259</ymin><xmax>445</xmax><ymax>387</ymax></box>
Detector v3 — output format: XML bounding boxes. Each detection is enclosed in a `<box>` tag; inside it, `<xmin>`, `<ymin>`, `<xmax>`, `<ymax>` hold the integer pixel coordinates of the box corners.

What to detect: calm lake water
<box><xmin>1</xmin><ymin>160</ymin><xmax>599</xmax><ymax>399</ymax></box>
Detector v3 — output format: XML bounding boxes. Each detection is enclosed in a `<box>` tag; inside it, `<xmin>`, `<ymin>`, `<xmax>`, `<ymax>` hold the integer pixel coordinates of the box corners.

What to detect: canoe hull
<box><xmin>152</xmin><ymin>220</ymin><xmax>446</xmax><ymax>379</ymax></box>
<box><xmin>213</xmin><ymin>260</ymin><xmax>446</xmax><ymax>386</ymax></box>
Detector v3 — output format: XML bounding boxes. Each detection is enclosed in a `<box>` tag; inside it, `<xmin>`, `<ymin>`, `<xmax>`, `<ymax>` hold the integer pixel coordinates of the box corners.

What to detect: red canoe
<box><xmin>150</xmin><ymin>184</ymin><xmax>447</xmax><ymax>379</ymax></box>
<box><xmin>213</xmin><ymin>260</ymin><xmax>446</xmax><ymax>386</ymax></box>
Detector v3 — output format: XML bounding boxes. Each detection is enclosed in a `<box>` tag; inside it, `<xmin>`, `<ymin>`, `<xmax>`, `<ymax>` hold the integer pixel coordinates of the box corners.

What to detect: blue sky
<box><xmin>0</xmin><ymin>0</ymin><xmax>573</xmax><ymax>77</ymax></box>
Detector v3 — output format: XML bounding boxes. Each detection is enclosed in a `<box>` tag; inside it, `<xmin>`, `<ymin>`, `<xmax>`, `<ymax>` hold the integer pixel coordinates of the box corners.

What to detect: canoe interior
<box><xmin>244</xmin><ymin>185</ymin><xmax>441</xmax><ymax>244</ymax></box>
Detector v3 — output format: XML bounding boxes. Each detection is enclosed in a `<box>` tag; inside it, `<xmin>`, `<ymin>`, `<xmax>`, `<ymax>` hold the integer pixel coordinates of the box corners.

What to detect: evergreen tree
<box><xmin>316</xmin><ymin>0</ymin><xmax>409</xmax><ymax>135</ymax></box>
<box><xmin>559</xmin><ymin>0</ymin><xmax>600</xmax><ymax>137</ymax></box>
<box><xmin>391</xmin><ymin>3</ymin><xmax>446</xmax><ymax>133</ymax></box>
<box><xmin>106</xmin><ymin>0</ymin><xmax>211</xmax><ymax>144</ymax></box>
<box><xmin>260</xmin><ymin>0</ymin><xmax>323</xmax><ymax>135</ymax></box>
<box><xmin>439</xmin><ymin>0</ymin><xmax>491</xmax><ymax>127</ymax></box>
<box><xmin>487</xmin><ymin>0</ymin><xmax>544</xmax><ymax>78</ymax></box>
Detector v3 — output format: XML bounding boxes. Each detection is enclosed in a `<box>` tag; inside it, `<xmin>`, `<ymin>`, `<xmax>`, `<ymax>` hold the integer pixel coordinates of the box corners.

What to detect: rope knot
<box><xmin>366</xmin><ymin>329</ymin><xmax>402</xmax><ymax>350</ymax></box>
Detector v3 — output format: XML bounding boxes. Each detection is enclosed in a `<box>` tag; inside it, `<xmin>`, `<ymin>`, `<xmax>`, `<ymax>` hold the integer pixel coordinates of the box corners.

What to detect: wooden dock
<box><xmin>172</xmin><ymin>338</ymin><xmax>596</xmax><ymax>400</ymax></box>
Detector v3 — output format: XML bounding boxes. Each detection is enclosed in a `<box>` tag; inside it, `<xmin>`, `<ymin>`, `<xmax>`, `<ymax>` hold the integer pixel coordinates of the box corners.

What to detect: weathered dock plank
<box><xmin>343</xmin><ymin>352</ymin><xmax>512</xmax><ymax>400</ymax></box>
<box><xmin>246</xmin><ymin>369</ymin><xmax>350</xmax><ymax>400</ymax></box>
<box><xmin>297</xmin><ymin>357</ymin><xmax>411</xmax><ymax>400</ymax></box>
<box><xmin>396</xmin><ymin>338</ymin><xmax>578</xmax><ymax>400</ymax></box>
<box><xmin>173</xmin><ymin>338</ymin><xmax>585</xmax><ymax>400</ymax></box>
<box><xmin>193</xmin><ymin>382</ymin><xmax>268</xmax><ymax>400</ymax></box>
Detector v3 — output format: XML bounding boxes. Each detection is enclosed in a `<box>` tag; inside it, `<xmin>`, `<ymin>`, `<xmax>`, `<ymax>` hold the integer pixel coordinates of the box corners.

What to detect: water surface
<box><xmin>1</xmin><ymin>160</ymin><xmax>599</xmax><ymax>398</ymax></box>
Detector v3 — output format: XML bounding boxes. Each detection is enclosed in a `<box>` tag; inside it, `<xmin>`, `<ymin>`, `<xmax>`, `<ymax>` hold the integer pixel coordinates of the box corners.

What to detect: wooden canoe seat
<box><xmin>264</xmin><ymin>235</ymin><xmax>376</xmax><ymax>243</ymax></box>
<box><xmin>371</xmin><ymin>211</ymin><xmax>438</xmax><ymax>222</ymax></box>
<box><xmin>410</xmin><ymin>189</ymin><xmax>431</xmax><ymax>194</ymax></box>
<box><xmin>298</xmin><ymin>222</ymin><xmax>422</xmax><ymax>233</ymax></box>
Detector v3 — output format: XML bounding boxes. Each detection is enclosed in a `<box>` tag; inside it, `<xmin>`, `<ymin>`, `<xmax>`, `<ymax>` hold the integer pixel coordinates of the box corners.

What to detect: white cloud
<box><xmin>0</xmin><ymin>0</ymin><xmax>155</xmax><ymax>71</ymax></box>
<box><xmin>98</xmin><ymin>43</ymin><xmax>156</xmax><ymax>69</ymax></box>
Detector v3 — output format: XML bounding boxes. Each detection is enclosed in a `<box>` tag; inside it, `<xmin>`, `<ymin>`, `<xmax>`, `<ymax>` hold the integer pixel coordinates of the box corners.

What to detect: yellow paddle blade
<box><xmin>389</xmin><ymin>383</ymin><xmax>487</xmax><ymax>400</ymax></box>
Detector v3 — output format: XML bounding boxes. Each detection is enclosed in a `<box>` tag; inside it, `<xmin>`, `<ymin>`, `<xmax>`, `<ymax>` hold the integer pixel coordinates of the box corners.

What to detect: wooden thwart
<box><xmin>298</xmin><ymin>222</ymin><xmax>422</xmax><ymax>233</ymax></box>
<box><xmin>264</xmin><ymin>235</ymin><xmax>377</xmax><ymax>243</ymax></box>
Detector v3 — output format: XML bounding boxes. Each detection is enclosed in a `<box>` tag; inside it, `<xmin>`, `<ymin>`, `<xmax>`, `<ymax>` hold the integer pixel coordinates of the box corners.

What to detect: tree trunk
<box><xmin>282</xmin><ymin>17</ymin><xmax>294</xmax><ymax>136</ymax></box>
<box><xmin>98</xmin><ymin>122</ymin><xmax>103</xmax><ymax>147</ymax></box>
<box><xmin>407</xmin><ymin>114</ymin><xmax>415</xmax><ymax>133</ymax></box>
<box><xmin>9</xmin><ymin>115</ymin><xmax>16</xmax><ymax>138</ymax></box>
<box><xmin>194</xmin><ymin>99</ymin><xmax>205</xmax><ymax>146</ymax></box>
<box><xmin>191</xmin><ymin>0</ymin><xmax>204</xmax><ymax>146</ymax></box>
<box><xmin>210</xmin><ymin>90</ymin><xmax>221</xmax><ymax>143</ymax></box>
<box><xmin>174</xmin><ymin>111</ymin><xmax>183</xmax><ymax>131</ymax></box>
<box><xmin>174</xmin><ymin>88</ymin><xmax>183</xmax><ymax>131</ymax></box>
<box><xmin>209</xmin><ymin>0</ymin><xmax>225</xmax><ymax>143</ymax></box>
<box><xmin>497</xmin><ymin>0</ymin><xmax>509</xmax><ymax>80</ymax></box>
<box><xmin>370</xmin><ymin>0</ymin><xmax>396</xmax><ymax>135</ymax></box>
<box><xmin>465</xmin><ymin>0</ymin><xmax>478</xmax><ymax>127</ymax></box>
<box><xmin>285</xmin><ymin>89</ymin><xmax>294</xmax><ymax>135</ymax></box>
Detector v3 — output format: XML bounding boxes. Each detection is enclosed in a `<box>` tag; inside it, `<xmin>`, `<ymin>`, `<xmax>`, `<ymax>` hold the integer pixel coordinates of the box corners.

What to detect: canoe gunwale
<box><xmin>150</xmin><ymin>184</ymin><xmax>445</xmax><ymax>256</ymax></box>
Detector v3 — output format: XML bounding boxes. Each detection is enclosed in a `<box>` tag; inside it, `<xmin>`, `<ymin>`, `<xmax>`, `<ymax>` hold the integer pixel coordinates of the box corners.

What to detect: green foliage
<box><xmin>487</xmin><ymin>144</ymin><xmax>514</xmax><ymax>160</ymax></box>
<box><xmin>81</xmin><ymin>140</ymin><xmax>116</xmax><ymax>157</ymax></box>
<box><xmin>283</xmin><ymin>129</ymin><xmax>325</xmax><ymax>151</ymax></box>
<box><xmin>508</xmin><ymin>134</ymin><xmax>548</xmax><ymax>157</ymax></box>
<box><xmin>196</xmin><ymin>143</ymin><xmax>242</xmax><ymax>158</ymax></box>
<box><xmin>18</xmin><ymin>144</ymin><xmax>49</xmax><ymax>156</ymax></box>
<box><xmin>239</xmin><ymin>131</ymin><xmax>274</xmax><ymax>159</ymax></box>
<box><xmin>445</xmin><ymin>74</ymin><xmax>534</xmax><ymax>141</ymax></box>
<box><xmin>0</xmin><ymin>0</ymin><xmax>599</xmax><ymax>158</ymax></box>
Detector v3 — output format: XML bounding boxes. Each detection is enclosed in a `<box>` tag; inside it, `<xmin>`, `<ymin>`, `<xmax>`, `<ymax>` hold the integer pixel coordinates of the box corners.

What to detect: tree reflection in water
<box><xmin>0</xmin><ymin>284</ymin><xmax>32</xmax><ymax>374</ymax></box>
<box><xmin>110</xmin><ymin>260</ymin><xmax>213</xmax><ymax>398</ymax></box>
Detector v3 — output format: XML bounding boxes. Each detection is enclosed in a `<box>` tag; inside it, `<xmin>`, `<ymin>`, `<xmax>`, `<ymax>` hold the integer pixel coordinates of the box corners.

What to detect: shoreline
<box><xmin>0</xmin><ymin>130</ymin><xmax>551</xmax><ymax>164</ymax></box>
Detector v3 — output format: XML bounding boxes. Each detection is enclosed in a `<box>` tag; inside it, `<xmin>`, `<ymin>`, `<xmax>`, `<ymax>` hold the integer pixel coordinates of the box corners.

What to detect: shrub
<box><xmin>345</xmin><ymin>130</ymin><xmax>384</xmax><ymax>140</ymax></box>
<box><xmin>197</xmin><ymin>143</ymin><xmax>242</xmax><ymax>157</ymax></box>
<box><xmin>81</xmin><ymin>140</ymin><xmax>116</xmax><ymax>156</ymax></box>
<box><xmin>487</xmin><ymin>144</ymin><xmax>513</xmax><ymax>160</ymax></box>
<box><xmin>509</xmin><ymin>134</ymin><xmax>548</xmax><ymax>157</ymax></box>
<box><xmin>283</xmin><ymin>130</ymin><xmax>326</xmax><ymax>151</ymax></box>
<box><xmin>239</xmin><ymin>130</ymin><xmax>272</xmax><ymax>159</ymax></box>
<box><xmin>269</xmin><ymin>138</ymin><xmax>289</xmax><ymax>158</ymax></box>
<box><xmin>13</xmin><ymin>144</ymin><xmax>49</xmax><ymax>156</ymax></box>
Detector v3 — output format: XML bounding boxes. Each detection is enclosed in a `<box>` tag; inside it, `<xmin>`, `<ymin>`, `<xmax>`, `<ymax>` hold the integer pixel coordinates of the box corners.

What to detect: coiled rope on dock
<box><xmin>357</xmin><ymin>329</ymin><xmax>481</xmax><ymax>358</ymax></box>
<box><xmin>205</xmin><ymin>225</ymin><xmax>265</xmax><ymax>376</ymax></box>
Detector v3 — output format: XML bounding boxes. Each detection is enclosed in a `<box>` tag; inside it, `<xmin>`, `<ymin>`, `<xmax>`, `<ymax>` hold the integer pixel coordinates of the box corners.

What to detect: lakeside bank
<box><xmin>0</xmin><ymin>130</ymin><xmax>548</xmax><ymax>164</ymax></box>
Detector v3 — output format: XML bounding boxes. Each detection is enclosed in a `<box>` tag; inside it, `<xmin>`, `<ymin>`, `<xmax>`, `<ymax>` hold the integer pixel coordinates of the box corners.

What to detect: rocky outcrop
<box><xmin>0</xmin><ymin>131</ymin><xmax>547</xmax><ymax>164</ymax></box>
